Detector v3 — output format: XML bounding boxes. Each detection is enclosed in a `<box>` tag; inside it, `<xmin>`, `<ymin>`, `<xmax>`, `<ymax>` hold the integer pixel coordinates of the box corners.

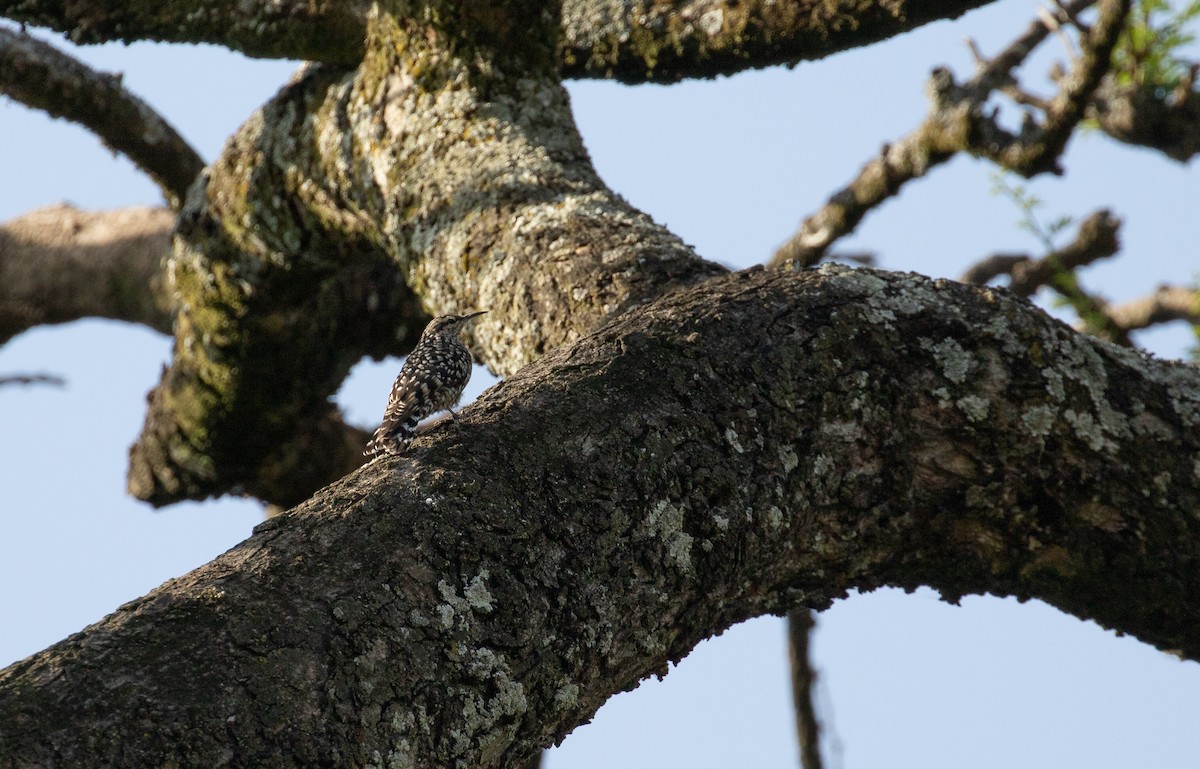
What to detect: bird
<box><xmin>364</xmin><ymin>311</ymin><xmax>486</xmax><ymax>457</ymax></box>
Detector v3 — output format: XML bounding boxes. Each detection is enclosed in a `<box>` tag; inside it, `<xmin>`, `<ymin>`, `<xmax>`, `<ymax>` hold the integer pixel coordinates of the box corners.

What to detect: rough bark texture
<box><xmin>0</xmin><ymin>204</ymin><xmax>176</xmax><ymax>344</ymax></box>
<box><xmin>0</xmin><ymin>0</ymin><xmax>370</xmax><ymax>64</ymax></box>
<box><xmin>3</xmin><ymin>266</ymin><xmax>1199</xmax><ymax>768</ymax></box>
<box><xmin>6</xmin><ymin>1</ymin><xmax>1200</xmax><ymax>764</ymax></box>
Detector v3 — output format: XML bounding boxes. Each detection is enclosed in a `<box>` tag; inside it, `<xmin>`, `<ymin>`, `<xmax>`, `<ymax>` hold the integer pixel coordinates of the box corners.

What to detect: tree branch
<box><xmin>0</xmin><ymin>0</ymin><xmax>368</xmax><ymax>64</ymax></box>
<box><xmin>1107</xmin><ymin>285</ymin><xmax>1200</xmax><ymax>333</ymax></box>
<box><xmin>0</xmin><ymin>27</ymin><xmax>203</xmax><ymax>209</ymax></box>
<box><xmin>0</xmin><ymin>204</ymin><xmax>176</xmax><ymax>344</ymax></box>
<box><xmin>959</xmin><ymin>209</ymin><xmax>1121</xmax><ymax>297</ymax></box>
<box><xmin>0</xmin><ymin>372</ymin><xmax>65</xmax><ymax>387</ymax></box>
<box><xmin>1088</xmin><ymin>74</ymin><xmax>1200</xmax><ymax>162</ymax></box>
<box><xmin>5</xmin><ymin>0</ymin><xmax>1006</xmax><ymax>77</ymax></box>
<box><xmin>787</xmin><ymin>610</ymin><xmax>824</xmax><ymax>769</ymax></box>
<box><xmin>3</xmin><ymin>266</ymin><xmax>1199</xmax><ymax>768</ymax></box>
<box><xmin>769</xmin><ymin>0</ymin><xmax>1129</xmax><ymax>268</ymax></box>
<box><xmin>0</xmin><ymin>202</ymin><xmax>382</xmax><ymax>500</ymax></box>
<box><xmin>556</xmin><ymin>0</ymin><xmax>998</xmax><ymax>82</ymax></box>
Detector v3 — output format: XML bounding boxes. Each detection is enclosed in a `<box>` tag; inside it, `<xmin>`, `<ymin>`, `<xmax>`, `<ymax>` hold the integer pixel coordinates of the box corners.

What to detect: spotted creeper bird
<box><xmin>365</xmin><ymin>311</ymin><xmax>486</xmax><ymax>457</ymax></box>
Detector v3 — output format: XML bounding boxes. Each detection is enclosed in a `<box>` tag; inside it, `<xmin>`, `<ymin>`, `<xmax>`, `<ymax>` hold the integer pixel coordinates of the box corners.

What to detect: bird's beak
<box><xmin>464</xmin><ymin>310</ymin><xmax>487</xmax><ymax>321</ymax></box>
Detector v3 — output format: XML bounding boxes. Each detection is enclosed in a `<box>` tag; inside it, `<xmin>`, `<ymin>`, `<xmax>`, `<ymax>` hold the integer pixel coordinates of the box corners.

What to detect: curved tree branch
<box><xmin>0</xmin><ymin>202</ymin><xmax>387</xmax><ymax>497</ymax></box>
<box><xmin>0</xmin><ymin>204</ymin><xmax>176</xmax><ymax>344</ymax></box>
<box><xmin>0</xmin><ymin>27</ymin><xmax>203</xmax><ymax>209</ymax></box>
<box><xmin>0</xmin><ymin>372</ymin><xmax>65</xmax><ymax>387</ymax></box>
<box><xmin>556</xmin><ymin>0</ymin><xmax>998</xmax><ymax>82</ymax></box>
<box><xmin>0</xmin><ymin>1</ymin><xmax>368</xmax><ymax>64</ymax></box>
<box><xmin>3</xmin><ymin>0</ymin><xmax>1001</xmax><ymax>77</ymax></box>
<box><xmin>3</xmin><ymin>266</ymin><xmax>1199</xmax><ymax>768</ymax></box>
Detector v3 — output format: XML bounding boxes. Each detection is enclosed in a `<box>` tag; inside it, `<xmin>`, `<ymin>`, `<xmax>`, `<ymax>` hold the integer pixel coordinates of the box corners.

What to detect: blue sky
<box><xmin>2</xmin><ymin>3</ymin><xmax>1199</xmax><ymax>767</ymax></box>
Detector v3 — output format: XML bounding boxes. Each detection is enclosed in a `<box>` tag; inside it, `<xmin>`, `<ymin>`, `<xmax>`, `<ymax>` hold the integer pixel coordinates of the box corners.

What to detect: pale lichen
<box><xmin>1063</xmin><ymin>409</ymin><xmax>1116</xmax><ymax>453</ymax></box>
<box><xmin>921</xmin><ymin>337</ymin><xmax>972</xmax><ymax>384</ymax></box>
<box><xmin>643</xmin><ymin>499</ymin><xmax>694</xmax><ymax>572</ymax></box>
<box><xmin>956</xmin><ymin>395</ymin><xmax>990</xmax><ymax>423</ymax></box>
<box><xmin>778</xmin><ymin>444</ymin><xmax>799</xmax><ymax>473</ymax></box>
<box><xmin>1022</xmin><ymin>404</ymin><xmax>1057</xmax><ymax>438</ymax></box>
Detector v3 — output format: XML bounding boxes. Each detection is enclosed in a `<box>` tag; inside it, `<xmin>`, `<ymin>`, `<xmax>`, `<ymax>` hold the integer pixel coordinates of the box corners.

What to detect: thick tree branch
<box><xmin>769</xmin><ymin>0</ymin><xmax>1128</xmax><ymax>268</ymax></box>
<box><xmin>0</xmin><ymin>28</ymin><xmax>203</xmax><ymax>209</ymax></box>
<box><xmin>3</xmin><ymin>267</ymin><xmax>1199</xmax><ymax>768</ymax></box>
<box><xmin>0</xmin><ymin>204</ymin><xmax>176</xmax><ymax>344</ymax></box>
<box><xmin>556</xmin><ymin>0</ymin><xmax>997</xmax><ymax>82</ymax></box>
<box><xmin>125</xmin><ymin>11</ymin><xmax>724</xmax><ymax>508</ymax></box>
<box><xmin>0</xmin><ymin>1</ymin><xmax>368</xmax><ymax>64</ymax></box>
<box><xmin>3</xmin><ymin>0</ymin><xmax>1001</xmax><ymax>77</ymax></box>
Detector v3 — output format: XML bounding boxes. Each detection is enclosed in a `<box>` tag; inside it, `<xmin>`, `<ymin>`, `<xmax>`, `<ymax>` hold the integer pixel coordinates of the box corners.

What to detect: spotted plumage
<box><xmin>365</xmin><ymin>311</ymin><xmax>486</xmax><ymax>457</ymax></box>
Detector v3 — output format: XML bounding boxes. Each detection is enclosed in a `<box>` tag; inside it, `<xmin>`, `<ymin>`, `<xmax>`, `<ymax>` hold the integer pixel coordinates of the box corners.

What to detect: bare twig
<box><xmin>787</xmin><ymin>609</ymin><xmax>824</xmax><ymax>769</ymax></box>
<box><xmin>959</xmin><ymin>209</ymin><xmax>1120</xmax><ymax>297</ymax></box>
<box><xmin>959</xmin><ymin>208</ymin><xmax>1125</xmax><ymax>344</ymax></box>
<box><xmin>960</xmin><ymin>254</ymin><xmax>1032</xmax><ymax>285</ymax></box>
<box><xmin>0</xmin><ymin>27</ymin><xmax>204</xmax><ymax>208</ymax></box>
<box><xmin>0</xmin><ymin>372</ymin><xmax>66</xmax><ymax>387</ymax></box>
<box><xmin>1107</xmin><ymin>285</ymin><xmax>1200</xmax><ymax>332</ymax></box>
<box><xmin>957</xmin><ymin>210</ymin><xmax>1192</xmax><ymax>346</ymax></box>
<box><xmin>770</xmin><ymin>0</ymin><xmax>1131</xmax><ymax>268</ymax></box>
<box><xmin>1051</xmin><ymin>269</ymin><xmax>1131</xmax><ymax>347</ymax></box>
<box><xmin>1003</xmin><ymin>0</ymin><xmax>1132</xmax><ymax>175</ymax></box>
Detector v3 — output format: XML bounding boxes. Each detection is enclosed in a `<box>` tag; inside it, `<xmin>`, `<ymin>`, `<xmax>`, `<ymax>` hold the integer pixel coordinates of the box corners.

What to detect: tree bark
<box><xmin>3</xmin><ymin>266</ymin><xmax>1199</xmax><ymax>768</ymax></box>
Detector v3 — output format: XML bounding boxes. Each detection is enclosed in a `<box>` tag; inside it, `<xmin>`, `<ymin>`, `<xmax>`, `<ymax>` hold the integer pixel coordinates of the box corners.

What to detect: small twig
<box><xmin>959</xmin><ymin>209</ymin><xmax>1121</xmax><ymax>296</ymax></box>
<box><xmin>1037</xmin><ymin>5</ymin><xmax>1081</xmax><ymax>58</ymax></box>
<box><xmin>959</xmin><ymin>253</ymin><xmax>1032</xmax><ymax>285</ymax></box>
<box><xmin>1000</xmin><ymin>83</ymin><xmax>1055</xmax><ymax>110</ymax></box>
<box><xmin>787</xmin><ymin>609</ymin><xmax>824</xmax><ymax>769</ymax></box>
<box><xmin>1050</xmin><ymin>268</ymin><xmax>1131</xmax><ymax>346</ymax></box>
<box><xmin>1106</xmin><ymin>285</ymin><xmax>1200</xmax><ymax>332</ymax></box>
<box><xmin>770</xmin><ymin>0</ymin><xmax>1118</xmax><ymax>268</ymax></box>
<box><xmin>0</xmin><ymin>27</ymin><xmax>204</xmax><ymax>209</ymax></box>
<box><xmin>1000</xmin><ymin>0</ymin><xmax>1132</xmax><ymax>175</ymax></box>
<box><xmin>0</xmin><ymin>372</ymin><xmax>66</xmax><ymax>387</ymax></box>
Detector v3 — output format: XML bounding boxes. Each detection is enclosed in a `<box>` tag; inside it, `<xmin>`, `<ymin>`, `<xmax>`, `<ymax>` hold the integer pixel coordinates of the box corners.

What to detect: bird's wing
<box><xmin>378</xmin><ymin>371</ymin><xmax>423</xmax><ymax>434</ymax></box>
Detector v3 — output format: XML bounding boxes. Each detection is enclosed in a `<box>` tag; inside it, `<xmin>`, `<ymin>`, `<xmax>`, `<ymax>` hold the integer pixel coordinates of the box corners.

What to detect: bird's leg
<box><xmin>447</xmin><ymin>408</ymin><xmax>459</xmax><ymax>422</ymax></box>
